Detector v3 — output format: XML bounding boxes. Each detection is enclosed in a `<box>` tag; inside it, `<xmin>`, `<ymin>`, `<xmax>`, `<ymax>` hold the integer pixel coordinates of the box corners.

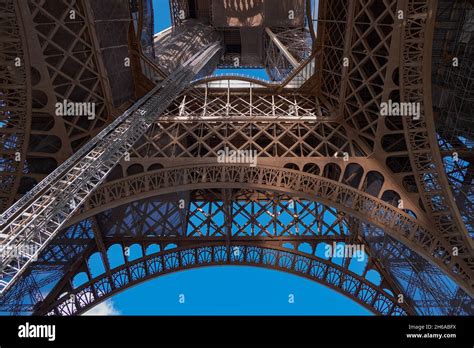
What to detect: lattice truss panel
<box><xmin>364</xmin><ymin>223</ymin><xmax>473</xmax><ymax>315</ymax></box>
<box><xmin>2</xmin><ymin>158</ymin><xmax>471</xmax><ymax>315</ymax></box>
<box><xmin>122</xmin><ymin>91</ymin><xmax>368</xmax><ymax>165</ymax></box>
<box><xmin>169</xmin><ymin>0</ymin><xmax>189</xmax><ymax>27</ymax></box>
<box><xmin>315</xmin><ymin>0</ymin><xmax>348</xmax><ymax>108</ymax></box>
<box><xmin>341</xmin><ymin>0</ymin><xmax>397</xmax><ymax>148</ymax></box>
<box><xmin>154</xmin><ymin>20</ymin><xmax>221</xmax><ymax>75</ymax></box>
<box><xmin>312</xmin><ymin>0</ymin><xmax>423</xmax><ymax>217</ymax></box>
<box><xmin>440</xmin><ymin>150</ymin><xmax>474</xmax><ymax>237</ymax></box>
<box><xmin>136</xmin><ymin>121</ymin><xmax>357</xmax><ymax>159</ymax></box>
<box><xmin>400</xmin><ymin>0</ymin><xmax>474</xmax><ymax>296</ymax></box>
<box><xmin>1</xmin><ymin>0</ymin><xmax>118</xmax><ymax>209</ymax></box>
<box><xmin>26</xmin><ymin>0</ymin><xmax>112</xmax><ymax>147</ymax></box>
<box><xmin>27</xmin><ymin>189</ymin><xmax>413</xmax><ymax>316</ymax></box>
<box><xmin>316</xmin><ymin>0</ymin><xmax>398</xmax><ymax>149</ymax></box>
<box><xmin>163</xmin><ymin>90</ymin><xmax>332</xmax><ymax>119</ymax></box>
<box><xmin>432</xmin><ymin>0</ymin><xmax>474</xmax><ymax>238</ymax></box>
<box><xmin>313</xmin><ymin>0</ymin><xmax>474</xmax><ymax>296</ymax></box>
<box><xmin>265</xmin><ymin>28</ymin><xmax>313</xmax><ymax>81</ymax></box>
<box><xmin>0</xmin><ymin>0</ymin><xmax>29</xmax><ymax>212</ymax></box>
<box><xmin>1</xmin><ymin>0</ymin><xmax>473</xmax><ymax>315</ymax></box>
<box><xmin>95</xmin><ymin>190</ymin><xmax>357</xmax><ymax>239</ymax></box>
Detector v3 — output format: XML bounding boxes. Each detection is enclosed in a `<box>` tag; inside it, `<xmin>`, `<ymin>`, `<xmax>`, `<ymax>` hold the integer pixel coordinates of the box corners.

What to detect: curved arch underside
<box><xmin>1</xmin><ymin>0</ymin><xmax>473</xmax><ymax>317</ymax></box>
<box><xmin>13</xmin><ymin>185</ymin><xmax>471</xmax><ymax>316</ymax></box>
<box><xmin>32</xmin><ymin>187</ymin><xmax>417</xmax><ymax>315</ymax></box>
<box><xmin>192</xmin><ymin>75</ymin><xmax>275</xmax><ymax>88</ymax></box>
<box><xmin>38</xmin><ymin>244</ymin><xmax>411</xmax><ymax>316</ymax></box>
<box><xmin>65</xmin><ymin>164</ymin><xmax>472</xmax><ymax>295</ymax></box>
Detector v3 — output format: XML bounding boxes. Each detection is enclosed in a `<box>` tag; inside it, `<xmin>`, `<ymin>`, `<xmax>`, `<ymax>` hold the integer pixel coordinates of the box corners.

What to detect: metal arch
<box><xmin>363</xmin><ymin>222</ymin><xmax>474</xmax><ymax>315</ymax></box>
<box><xmin>2</xmin><ymin>0</ymin><xmax>472</xmax><ymax>316</ymax></box>
<box><xmin>35</xmin><ymin>243</ymin><xmax>413</xmax><ymax>316</ymax></box>
<box><xmin>400</xmin><ymin>0</ymin><xmax>474</xmax><ymax>275</ymax></box>
<box><xmin>25</xmin><ymin>188</ymin><xmax>411</xmax><ymax>315</ymax></box>
<box><xmin>309</xmin><ymin>0</ymin><xmax>474</xmax><ymax>297</ymax></box>
<box><xmin>62</xmin><ymin>164</ymin><xmax>474</xmax><ymax>297</ymax></box>
<box><xmin>192</xmin><ymin>75</ymin><xmax>277</xmax><ymax>88</ymax></box>
<box><xmin>431</xmin><ymin>0</ymin><xmax>474</xmax><ymax>234</ymax></box>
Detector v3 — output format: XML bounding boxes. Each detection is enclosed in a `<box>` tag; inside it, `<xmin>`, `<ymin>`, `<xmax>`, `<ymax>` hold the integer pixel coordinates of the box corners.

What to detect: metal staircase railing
<box><xmin>0</xmin><ymin>42</ymin><xmax>223</xmax><ymax>296</ymax></box>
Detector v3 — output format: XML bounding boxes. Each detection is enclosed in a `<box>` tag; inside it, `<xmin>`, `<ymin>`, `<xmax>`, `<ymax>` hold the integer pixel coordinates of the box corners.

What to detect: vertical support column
<box><xmin>249</xmin><ymin>83</ymin><xmax>253</xmax><ymax>118</ymax></box>
<box><xmin>82</xmin><ymin>0</ymin><xmax>116</xmax><ymax>116</ymax></box>
<box><xmin>202</xmin><ymin>83</ymin><xmax>208</xmax><ymax>117</ymax></box>
<box><xmin>226</xmin><ymin>79</ymin><xmax>230</xmax><ymax>117</ymax></box>
<box><xmin>223</xmin><ymin>189</ymin><xmax>233</xmax><ymax>262</ymax></box>
<box><xmin>89</xmin><ymin>216</ymin><xmax>115</xmax><ymax>290</ymax></box>
<box><xmin>338</xmin><ymin>0</ymin><xmax>356</xmax><ymax>115</ymax></box>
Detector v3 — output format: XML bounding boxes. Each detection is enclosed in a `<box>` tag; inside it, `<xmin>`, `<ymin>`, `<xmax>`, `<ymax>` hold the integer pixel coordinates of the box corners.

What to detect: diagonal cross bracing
<box><xmin>0</xmin><ymin>42</ymin><xmax>223</xmax><ymax>296</ymax></box>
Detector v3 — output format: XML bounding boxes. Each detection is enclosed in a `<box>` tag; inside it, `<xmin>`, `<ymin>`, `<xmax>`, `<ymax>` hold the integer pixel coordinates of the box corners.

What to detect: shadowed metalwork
<box><xmin>0</xmin><ymin>0</ymin><xmax>472</xmax><ymax>316</ymax></box>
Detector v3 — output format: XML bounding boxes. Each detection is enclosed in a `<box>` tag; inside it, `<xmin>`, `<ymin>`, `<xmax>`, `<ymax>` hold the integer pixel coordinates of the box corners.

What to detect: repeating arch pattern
<box><xmin>1</xmin><ymin>0</ymin><xmax>473</xmax><ymax>316</ymax></box>
<box><xmin>64</xmin><ymin>164</ymin><xmax>473</xmax><ymax>294</ymax></box>
<box><xmin>39</xmin><ymin>243</ymin><xmax>412</xmax><ymax>316</ymax></box>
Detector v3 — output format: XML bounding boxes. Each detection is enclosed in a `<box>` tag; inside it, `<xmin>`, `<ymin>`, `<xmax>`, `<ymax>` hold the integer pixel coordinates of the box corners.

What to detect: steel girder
<box><xmin>0</xmin><ymin>40</ymin><xmax>223</xmax><ymax>296</ymax></box>
<box><xmin>0</xmin><ymin>0</ymin><xmax>473</xmax><ymax>315</ymax></box>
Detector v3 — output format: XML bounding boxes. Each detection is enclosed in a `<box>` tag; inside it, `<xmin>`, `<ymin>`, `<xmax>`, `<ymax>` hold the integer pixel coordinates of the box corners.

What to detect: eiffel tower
<box><xmin>0</xmin><ymin>0</ymin><xmax>472</xmax><ymax>316</ymax></box>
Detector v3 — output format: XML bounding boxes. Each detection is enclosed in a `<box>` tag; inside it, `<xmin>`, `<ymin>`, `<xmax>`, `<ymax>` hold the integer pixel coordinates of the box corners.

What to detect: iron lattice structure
<box><xmin>0</xmin><ymin>0</ymin><xmax>473</xmax><ymax>316</ymax></box>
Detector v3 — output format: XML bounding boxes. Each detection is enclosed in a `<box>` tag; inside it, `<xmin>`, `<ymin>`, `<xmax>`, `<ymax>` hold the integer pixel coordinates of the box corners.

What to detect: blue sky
<box><xmin>84</xmin><ymin>0</ymin><xmax>372</xmax><ymax>316</ymax></box>
<box><xmin>104</xmin><ymin>266</ymin><xmax>370</xmax><ymax>315</ymax></box>
<box><xmin>89</xmin><ymin>202</ymin><xmax>372</xmax><ymax>316</ymax></box>
<box><xmin>153</xmin><ymin>0</ymin><xmax>171</xmax><ymax>33</ymax></box>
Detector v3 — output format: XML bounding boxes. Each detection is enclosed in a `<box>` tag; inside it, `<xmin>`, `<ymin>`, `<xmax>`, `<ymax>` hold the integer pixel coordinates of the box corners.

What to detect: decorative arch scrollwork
<box><xmin>38</xmin><ymin>243</ymin><xmax>412</xmax><ymax>316</ymax></box>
